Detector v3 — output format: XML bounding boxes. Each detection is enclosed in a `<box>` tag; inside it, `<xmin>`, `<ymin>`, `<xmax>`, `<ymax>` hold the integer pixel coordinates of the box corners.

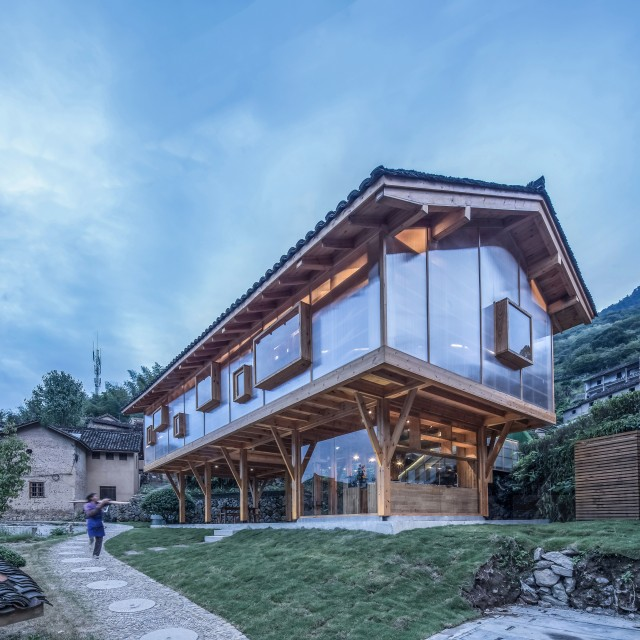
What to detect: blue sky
<box><xmin>1</xmin><ymin>0</ymin><xmax>639</xmax><ymax>409</ymax></box>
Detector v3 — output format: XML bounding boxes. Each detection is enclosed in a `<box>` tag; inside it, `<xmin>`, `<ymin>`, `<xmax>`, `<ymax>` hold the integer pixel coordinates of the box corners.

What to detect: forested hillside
<box><xmin>554</xmin><ymin>286</ymin><xmax>640</xmax><ymax>414</ymax></box>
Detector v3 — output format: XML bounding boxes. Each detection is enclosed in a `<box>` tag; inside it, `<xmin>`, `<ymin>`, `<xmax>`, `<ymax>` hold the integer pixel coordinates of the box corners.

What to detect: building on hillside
<box><xmin>6</xmin><ymin>415</ymin><xmax>143</xmax><ymax>520</ymax></box>
<box><xmin>562</xmin><ymin>359</ymin><xmax>640</xmax><ymax>423</ymax></box>
<box><xmin>123</xmin><ymin>166</ymin><xmax>595</xmax><ymax>525</ymax></box>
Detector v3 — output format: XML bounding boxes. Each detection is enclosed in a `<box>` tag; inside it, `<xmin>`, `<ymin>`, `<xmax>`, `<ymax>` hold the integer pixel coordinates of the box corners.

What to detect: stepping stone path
<box><xmin>48</xmin><ymin>525</ymin><xmax>247</xmax><ymax>639</ymax></box>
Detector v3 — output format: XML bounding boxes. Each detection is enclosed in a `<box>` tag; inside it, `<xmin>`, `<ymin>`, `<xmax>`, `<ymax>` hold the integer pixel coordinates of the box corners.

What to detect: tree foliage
<box><xmin>502</xmin><ymin>391</ymin><xmax>640</xmax><ymax>522</ymax></box>
<box><xmin>0</xmin><ymin>426</ymin><xmax>31</xmax><ymax>518</ymax></box>
<box><xmin>140</xmin><ymin>486</ymin><xmax>197</xmax><ymax>523</ymax></box>
<box><xmin>22</xmin><ymin>370</ymin><xmax>87</xmax><ymax>427</ymax></box>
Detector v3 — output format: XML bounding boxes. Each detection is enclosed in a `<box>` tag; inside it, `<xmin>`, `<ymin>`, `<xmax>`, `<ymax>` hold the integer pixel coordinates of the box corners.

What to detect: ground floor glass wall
<box><xmin>302</xmin><ymin>429</ymin><xmax>377</xmax><ymax>516</ymax></box>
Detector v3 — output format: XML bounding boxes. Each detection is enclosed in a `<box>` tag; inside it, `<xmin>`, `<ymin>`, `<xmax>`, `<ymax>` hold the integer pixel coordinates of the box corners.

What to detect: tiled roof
<box><xmin>52</xmin><ymin>425</ymin><xmax>142</xmax><ymax>453</ymax></box>
<box><xmin>126</xmin><ymin>166</ymin><xmax>596</xmax><ymax>410</ymax></box>
<box><xmin>0</xmin><ymin>560</ymin><xmax>51</xmax><ymax>615</ymax></box>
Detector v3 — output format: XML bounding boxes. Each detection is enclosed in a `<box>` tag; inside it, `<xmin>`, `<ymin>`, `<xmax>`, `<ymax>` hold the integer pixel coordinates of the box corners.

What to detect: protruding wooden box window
<box><xmin>233</xmin><ymin>364</ymin><xmax>253</xmax><ymax>403</ymax></box>
<box><xmin>146</xmin><ymin>425</ymin><xmax>157</xmax><ymax>446</ymax></box>
<box><xmin>153</xmin><ymin>405</ymin><xmax>169</xmax><ymax>432</ymax></box>
<box><xmin>254</xmin><ymin>302</ymin><xmax>311</xmax><ymax>390</ymax></box>
<box><xmin>173</xmin><ymin>412</ymin><xmax>186</xmax><ymax>438</ymax></box>
<box><xmin>195</xmin><ymin>362</ymin><xmax>221</xmax><ymax>412</ymax></box>
<box><xmin>494</xmin><ymin>298</ymin><xmax>533</xmax><ymax>369</ymax></box>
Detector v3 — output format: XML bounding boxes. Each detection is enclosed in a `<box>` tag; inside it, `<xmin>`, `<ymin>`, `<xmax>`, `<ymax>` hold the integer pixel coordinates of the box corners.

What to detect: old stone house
<box><xmin>6</xmin><ymin>415</ymin><xmax>143</xmax><ymax>520</ymax></box>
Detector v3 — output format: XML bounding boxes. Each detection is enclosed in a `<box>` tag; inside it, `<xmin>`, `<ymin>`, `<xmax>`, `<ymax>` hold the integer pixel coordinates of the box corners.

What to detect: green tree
<box><xmin>0</xmin><ymin>426</ymin><xmax>31</xmax><ymax>518</ymax></box>
<box><xmin>23</xmin><ymin>370</ymin><xmax>87</xmax><ymax>426</ymax></box>
<box><xmin>123</xmin><ymin>363</ymin><xmax>164</xmax><ymax>400</ymax></box>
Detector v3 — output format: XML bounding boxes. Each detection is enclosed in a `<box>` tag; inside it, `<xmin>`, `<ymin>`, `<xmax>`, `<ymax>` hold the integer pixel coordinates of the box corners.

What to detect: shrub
<box><xmin>0</xmin><ymin>544</ymin><xmax>26</xmax><ymax>567</ymax></box>
<box><xmin>140</xmin><ymin>486</ymin><xmax>197</xmax><ymax>523</ymax></box>
<box><xmin>50</xmin><ymin>526</ymin><xmax>68</xmax><ymax>536</ymax></box>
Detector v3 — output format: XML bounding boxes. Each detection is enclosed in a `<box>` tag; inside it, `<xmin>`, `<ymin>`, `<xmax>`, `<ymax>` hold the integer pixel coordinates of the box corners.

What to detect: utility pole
<box><xmin>92</xmin><ymin>334</ymin><xmax>102</xmax><ymax>396</ymax></box>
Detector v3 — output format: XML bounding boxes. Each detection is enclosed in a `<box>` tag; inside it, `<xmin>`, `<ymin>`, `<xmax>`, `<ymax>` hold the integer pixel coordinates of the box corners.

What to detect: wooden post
<box><xmin>377</xmin><ymin>399</ymin><xmax>392</xmax><ymax>517</ymax></box>
<box><xmin>291</xmin><ymin>430</ymin><xmax>302</xmax><ymax>520</ymax></box>
<box><xmin>178</xmin><ymin>471</ymin><xmax>186</xmax><ymax>524</ymax></box>
<box><xmin>284</xmin><ymin>474</ymin><xmax>292</xmax><ymax>521</ymax></box>
<box><xmin>239</xmin><ymin>448</ymin><xmax>249</xmax><ymax>522</ymax></box>
<box><xmin>476</xmin><ymin>425</ymin><xmax>489</xmax><ymax>517</ymax></box>
<box><xmin>204</xmin><ymin>462</ymin><xmax>212</xmax><ymax>523</ymax></box>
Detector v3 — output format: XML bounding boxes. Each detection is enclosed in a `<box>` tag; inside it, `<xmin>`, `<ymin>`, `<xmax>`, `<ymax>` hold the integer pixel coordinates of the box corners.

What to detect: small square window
<box><xmin>195</xmin><ymin>362</ymin><xmax>221</xmax><ymax>412</ymax></box>
<box><xmin>233</xmin><ymin>364</ymin><xmax>253</xmax><ymax>403</ymax></box>
<box><xmin>92</xmin><ymin>452</ymin><xmax>101</xmax><ymax>460</ymax></box>
<box><xmin>173</xmin><ymin>412</ymin><xmax>187</xmax><ymax>438</ymax></box>
<box><xmin>152</xmin><ymin>406</ymin><xmax>169</xmax><ymax>431</ymax></box>
<box><xmin>119</xmin><ymin>453</ymin><xmax>128</xmax><ymax>461</ymax></box>
<box><xmin>494</xmin><ymin>298</ymin><xmax>533</xmax><ymax>370</ymax></box>
<box><xmin>105</xmin><ymin>453</ymin><xmax>114</xmax><ymax>460</ymax></box>
<box><xmin>29</xmin><ymin>482</ymin><xmax>45</xmax><ymax>498</ymax></box>
<box><xmin>146</xmin><ymin>425</ymin><xmax>156</xmax><ymax>446</ymax></box>
<box><xmin>99</xmin><ymin>486</ymin><xmax>116</xmax><ymax>501</ymax></box>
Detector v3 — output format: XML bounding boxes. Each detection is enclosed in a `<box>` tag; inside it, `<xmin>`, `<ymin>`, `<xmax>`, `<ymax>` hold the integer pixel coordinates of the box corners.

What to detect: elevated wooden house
<box><xmin>124</xmin><ymin>167</ymin><xmax>595</xmax><ymax>523</ymax></box>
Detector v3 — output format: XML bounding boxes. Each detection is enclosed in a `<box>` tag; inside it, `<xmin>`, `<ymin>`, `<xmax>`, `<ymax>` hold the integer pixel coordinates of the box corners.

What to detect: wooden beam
<box><xmin>528</xmin><ymin>254</ymin><xmax>561</xmax><ymax>280</ymax></box>
<box><xmin>188</xmin><ymin>462</ymin><xmax>207</xmax><ymax>494</ymax></box>
<box><xmin>165</xmin><ymin>472</ymin><xmax>179</xmax><ymax>498</ymax></box>
<box><xmin>486</xmin><ymin>422</ymin><xmax>512</xmax><ymax>478</ymax></box>
<box><xmin>178</xmin><ymin>471</ymin><xmax>186</xmax><ymax>524</ymax></box>
<box><xmin>431</xmin><ymin>206</ymin><xmax>471</xmax><ymax>241</ymax></box>
<box><xmin>548</xmin><ymin>296</ymin><xmax>579</xmax><ymax>315</ymax></box>
<box><xmin>477</xmin><ymin>425</ymin><xmax>489</xmax><ymax>517</ymax></box>
<box><xmin>322</xmin><ymin>238</ymin><xmax>355</xmax><ymax>250</ymax></box>
<box><xmin>296</xmin><ymin>256</ymin><xmax>333</xmax><ymax>270</ymax></box>
<box><xmin>349</xmin><ymin>213</ymin><xmax>385</xmax><ymax>228</ymax></box>
<box><xmin>204</xmin><ymin>462</ymin><xmax>212</xmax><ymax>523</ymax></box>
<box><xmin>355</xmin><ymin>392</ymin><xmax>383</xmax><ymax>465</ymax></box>
<box><xmin>220</xmin><ymin>447</ymin><xmax>242</xmax><ymax>487</ymax></box>
<box><xmin>270</xmin><ymin>427</ymin><xmax>295</xmax><ymax>480</ymax></box>
<box><xmin>390</xmin><ymin>388</ymin><xmax>417</xmax><ymax>452</ymax></box>
<box><xmin>239</xmin><ymin>448</ymin><xmax>249</xmax><ymax>522</ymax></box>
<box><xmin>377</xmin><ymin>399</ymin><xmax>391</xmax><ymax>516</ymax></box>
<box><xmin>292</xmin><ymin>429</ymin><xmax>302</xmax><ymax>520</ymax></box>
<box><xmin>384</xmin><ymin>380</ymin><xmax>429</xmax><ymax>400</ymax></box>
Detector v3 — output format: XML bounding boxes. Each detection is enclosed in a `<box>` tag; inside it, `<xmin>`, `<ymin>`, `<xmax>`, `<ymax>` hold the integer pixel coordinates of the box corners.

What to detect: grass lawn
<box><xmin>106</xmin><ymin>521</ymin><xmax>639</xmax><ymax>640</ymax></box>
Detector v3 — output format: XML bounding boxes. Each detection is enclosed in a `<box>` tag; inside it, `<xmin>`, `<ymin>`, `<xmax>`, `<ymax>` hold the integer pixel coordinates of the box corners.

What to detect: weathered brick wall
<box><xmin>5</xmin><ymin>425</ymin><xmax>85</xmax><ymax>521</ymax></box>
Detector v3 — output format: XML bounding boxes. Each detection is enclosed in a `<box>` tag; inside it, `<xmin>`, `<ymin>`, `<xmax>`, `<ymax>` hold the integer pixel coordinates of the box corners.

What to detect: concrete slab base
<box><xmin>109</xmin><ymin>598</ymin><xmax>156</xmax><ymax>613</ymax></box>
<box><xmin>426</xmin><ymin>605</ymin><xmax>640</xmax><ymax>639</ymax></box>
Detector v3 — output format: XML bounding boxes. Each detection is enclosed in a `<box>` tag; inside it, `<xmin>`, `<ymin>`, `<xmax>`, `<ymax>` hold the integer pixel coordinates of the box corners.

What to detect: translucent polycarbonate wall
<box><xmin>386</xmin><ymin>228</ymin><xmax>428</xmax><ymax>361</ymax></box>
<box><xmin>480</xmin><ymin>230</ymin><xmax>521</xmax><ymax>397</ymax></box>
<box><xmin>429</xmin><ymin>227</ymin><xmax>481</xmax><ymax>382</ymax></box>
<box><xmin>204</xmin><ymin>365</ymin><xmax>229</xmax><ymax>433</ymax></box>
<box><xmin>184</xmin><ymin>386</ymin><xmax>204</xmax><ymax>445</ymax></box>
<box><xmin>385</xmin><ymin>225</ymin><xmax>553</xmax><ymax>410</ymax></box>
<box><xmin>302</xmin><ymin>429</ymin><xmax>377</xmax><ymax>516</ymax></box>
<box><xmin>312</xmin><ymin>263</ymin><xmax>380</xmax><ymax>379</ymax></box>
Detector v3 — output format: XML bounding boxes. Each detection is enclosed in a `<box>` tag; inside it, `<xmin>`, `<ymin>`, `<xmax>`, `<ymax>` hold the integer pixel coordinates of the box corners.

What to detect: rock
<box><xmin>561</xmin><ymin>545</ymin><xmax>580</xmax><ymax>556</ymax></box>
<box><xmin>519</xmin><ymin>580</ymin><xmax>539</xmax><ymax>604</ymax></box>
<box><xmin>533</xmin><ymin>547</ymin><xmax>544</xmax><ymax>561</ymax></box>
<box><xmin>552</xmin><ymin>583</ymin><xmax>569</xmax><ymax>603</ymax></box>
<box><xmin>523</xmin><ymin>575</ymin><xmax>536</xmax><ymax>587</ymax></box>
<box><xmin>541</xmin><ymin>552</ymin><xmax>574</xmax><ymax>570</ymax></box>
<box><xmin>535</xmin><ymin>560</ymin><xmax>553</xmax><ymax>570</ymax></box>
<box><xmin>551</xmin><ymin>564</ymin><xmax>574</xmax><ymax>577</ymax></box>
<box><xmin>586</xmin><ymin>606</ymin><xmax>593</xmax><ymax>612</ymax></box>
<box><xmin>538</xmin><ymin>586</ymin><xmax>551</xmax><ymax>594</ymax></box>
<box><xmin>534</xmin><ymin>568</ymin><xmax>560</xmax><ymax>587</ymax></box>
<box><xmin>564</xmin><ymin>577</ymin><xmax>576</xmax><ymax>594</ymax></box>
<box><xmin>540</xmin><ymin>594</ymin><xmax>568</xmax><ymax>608</ymax></box>
<box><xmin>595</xmin><ymin>576</ymin><xmax>610</xmax><ymax>585</ymax></box>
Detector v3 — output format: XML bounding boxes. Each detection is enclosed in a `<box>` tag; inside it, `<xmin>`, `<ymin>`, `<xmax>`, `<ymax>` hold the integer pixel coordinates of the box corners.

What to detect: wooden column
<box><xmin>291</xmin><ymin>430</ymin><xmax>302</xmax><ymax>520</ymax></box>
<box><xmin>476</xmin><ymin>425</ymin><xmax>489</xmax><ymax>517</ymax></box>
<box><xmin>178</xmin><ymin>471</ymin><xmax>186</xmax><ymax>524</ymax></box>
<box><xmin>377</xmin><ymin>399</ymin><xmax>392</xmax><ymax>517</ymax></box>
<box><xmin>239</xmin><ymin>448</ymin><xmax>249</xmax><ymax>522</ymax></box>
<box><xmin>204</xmin><ymin>462</ymin><xmax>212</xmax><ymax>523</ymax></box>
<box><xmin>284</xmin><ymin>474</ymin><xmax>292</xmax><ymax>521</ymax></box>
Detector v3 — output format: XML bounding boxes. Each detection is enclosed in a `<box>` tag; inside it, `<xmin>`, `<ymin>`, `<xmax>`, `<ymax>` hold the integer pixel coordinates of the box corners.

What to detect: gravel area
<box><xmin>49</xmin><ymin>524</ymin><xmax>248</xmax><ymax>640</ymax></box>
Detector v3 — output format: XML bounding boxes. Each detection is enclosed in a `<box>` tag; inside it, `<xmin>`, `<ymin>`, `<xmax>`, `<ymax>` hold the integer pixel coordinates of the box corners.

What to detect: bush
<box><xmin>0</xmin><ymin>544</ymin><xmax>26</xmax><ymax>567</ymax></box>
<box><xmin>50</xmin><ymin>526</ymin><xmax>68</xmax><ymax>536</ymax></box>
<box><xmin>140</xmin><ymin>486</ymin><xmax>197</xmax><ymax>523</ymax></box>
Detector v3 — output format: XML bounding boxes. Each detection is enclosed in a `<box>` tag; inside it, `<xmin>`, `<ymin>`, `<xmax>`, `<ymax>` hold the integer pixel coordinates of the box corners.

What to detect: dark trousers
<box><xmin>92</xmin><ymin>537</ymin><xmax>103</xmax><ymax>557</ymax></box>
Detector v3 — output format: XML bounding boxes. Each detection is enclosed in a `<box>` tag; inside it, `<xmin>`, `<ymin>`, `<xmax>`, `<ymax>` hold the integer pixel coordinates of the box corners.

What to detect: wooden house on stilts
<box><xmin>124</xmin><ymin>167</ymin><xmax>595</xmax><ymax>526</ymax></box>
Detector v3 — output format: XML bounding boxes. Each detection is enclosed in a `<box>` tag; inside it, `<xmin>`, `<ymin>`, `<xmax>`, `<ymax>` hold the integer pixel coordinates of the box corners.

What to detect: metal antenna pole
<box><xmin>92</xmin><ymin>334</ymin><xmax>102</xmax><ymax>396</ymax></box>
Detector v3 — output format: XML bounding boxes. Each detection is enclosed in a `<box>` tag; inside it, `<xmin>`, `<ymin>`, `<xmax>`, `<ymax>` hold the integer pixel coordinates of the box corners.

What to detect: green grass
<box><xmin>105</xmin><ymin>521</ymin><xmax>640</xmax><ymax>640</ymax></box>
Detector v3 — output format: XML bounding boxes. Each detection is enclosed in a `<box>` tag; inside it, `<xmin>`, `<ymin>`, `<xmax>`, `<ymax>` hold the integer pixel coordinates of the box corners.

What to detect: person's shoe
<box><xmin>92</xmin><ymin>555</ymin><xmax>100</xmax><ymax>562</ymax></box>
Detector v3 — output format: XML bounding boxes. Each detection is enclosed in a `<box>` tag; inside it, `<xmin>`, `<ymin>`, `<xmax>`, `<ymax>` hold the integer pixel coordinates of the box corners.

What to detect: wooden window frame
<box><xmin>153</xmin><ymin>405</ymin><xmax>169</xmax><ymax>432</ymax></box>
<box><xmin>253</xmin><ymin>301</ymin><xmax>312</xmax><ymax>391</ymax></box>
<box><xmin>91</xmin><ymin>452</ymin><xmax>101</xmax><ymax>460</ymax></box>
<box><xmin>195</xmin><ymin>362</ymin><xmax>221</xmax><ymax>412</ymax></box>
<box><xmin>100</xmin><ymin>486</ymin><xmax>117</xmax><ymax>501</ymax></box>
<box><xmin>173</xmin><ymin>412</ymin><xmax>187</xmax><ymax>438</ymax></box>
<box><xmin>232</xmin><ymin>364</ymin><xmax>253</xmax><ymax>403</ymax></box>
<box><xmin>146</xmin><ymin>425</ymin><xmax>156</xmax><ymax>446</ymax></box>
<box><xmin>494</xmin><ymin>298</ymin><xmax>533</xmax><ymax>370</ymax></box>
<box><xmin>29</xmin><ymin>481</ymin><xmax>45</xmax><ymax>499</ymax></box>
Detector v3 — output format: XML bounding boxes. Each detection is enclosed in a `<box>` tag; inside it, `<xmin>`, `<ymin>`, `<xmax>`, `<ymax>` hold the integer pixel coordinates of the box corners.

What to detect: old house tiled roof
<box><xmin>52</xmin><ymin>425</ymin><xmax>142</xmax><ymax>453</ymax></box>
<box><xmin>0</xmin><ymin>559</ymin><xmax>51</xmax><ymax>618</ymax></box>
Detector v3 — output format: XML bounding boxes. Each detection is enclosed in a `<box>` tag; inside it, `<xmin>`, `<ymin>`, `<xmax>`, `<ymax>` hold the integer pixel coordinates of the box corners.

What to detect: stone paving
<box><xmin>50</xmin><ymin>524</ymin><xmax>248</xmax><ymax>640</ymax></box>
<box><xmin>426</xmin><ymin>604</ymin><xmax>640</xmax><ymax>640</ymax></box>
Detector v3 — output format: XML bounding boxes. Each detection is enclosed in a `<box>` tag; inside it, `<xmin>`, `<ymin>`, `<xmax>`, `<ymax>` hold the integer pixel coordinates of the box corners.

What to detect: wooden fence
<box><xmin>575</xmin><ymin>430</ymin><xmax>640</xmax><ymax>520</ymax></box>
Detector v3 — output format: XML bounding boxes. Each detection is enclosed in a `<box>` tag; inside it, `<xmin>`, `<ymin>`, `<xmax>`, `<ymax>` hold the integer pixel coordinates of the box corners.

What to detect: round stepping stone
<box><xmin>109</xmin><ymin>598</ymin><xmax>156</xmax><ymax>613</ymax></box>
<box><xmin>61</xmin><ymin>557</ymin><xmax>91</xmax><ymax>563</ymax></box>
<box><xmin>71</xmin><ymin>566</ymin><xmax>106</xmax><ymax>573</ymax></box>
<box><xmin>86</xmin><ymin>579</ymin><xmax>128</xmax><ymax>590</ymax></box>
<box><xmin>148</xmin><ymin>547</ymin><xmax>167</xmax><ymax>551</ymax></box>
<box><xmin>139</xmin><ymin>628</ymin><xmax>198</xmax><ymax>640</ymax></box>
<box><xmin>125</xmin><ymin>550</ymin><xmax>142</xmax><ymax>555</ymax></box>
